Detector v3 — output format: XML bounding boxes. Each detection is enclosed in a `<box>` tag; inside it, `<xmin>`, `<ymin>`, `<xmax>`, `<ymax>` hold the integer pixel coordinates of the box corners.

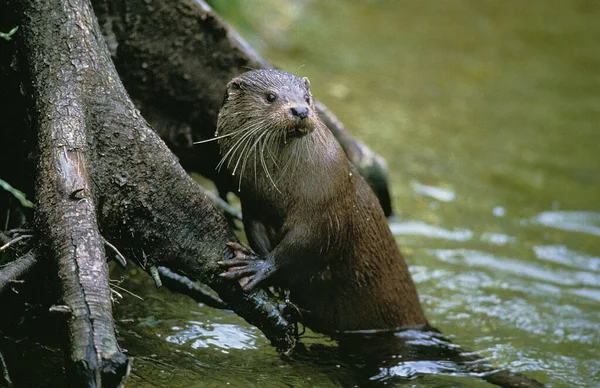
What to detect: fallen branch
<box><xmin>0</xmin><ymin>251</ymin><xmax>37</xmax><ymax>295</ymax></box>
<box><xmin>0</xmin><ymin>348</ymin><xmax>12</xmax><ymax>388</ymax></box>
<box><xmin>0</xmin><ymin>235</ymin><xmax>32</xmax><ymax>253</ymax></box>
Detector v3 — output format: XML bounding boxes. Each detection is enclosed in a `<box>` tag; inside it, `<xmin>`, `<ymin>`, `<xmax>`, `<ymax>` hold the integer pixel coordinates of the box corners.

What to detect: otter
<box><xmin>215</xmin><ymin>69</ymin><xmax>427</xmax><ymax>333</ymax></box>
<box><xmin>213</xmin><ymin>70</ymin><xmax>546</xmax><ymax>388</ymax></box>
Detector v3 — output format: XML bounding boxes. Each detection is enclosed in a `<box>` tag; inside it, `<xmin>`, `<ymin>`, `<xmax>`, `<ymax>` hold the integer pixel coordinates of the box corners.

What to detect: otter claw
<box><xmin>218</xmin><ymin>258</ymin><xmax>255</xmax><ymax>267</ymax></box>
<box><xmin>239</xmin><ymin>276</ymin><xmax>264</xmax><ymax>292</ymax></box>
<box><xmin>226</xmin><ymin>241</ymin><xmax>252</xmax><ymax>253</ymax></box>
<box><xmin>220</xmin><ymin>267</ymin><xmax>256</xmax><ymax>279</ymax></box>
<box><xmin>220</xmin><ymin>241</ymin><xmax>275</xmax><ymax>291</ymax></box>
<box><xmin>239</xmin><ymin>277</ymin><xmax>251</xmax><ymax>289</ymax></box>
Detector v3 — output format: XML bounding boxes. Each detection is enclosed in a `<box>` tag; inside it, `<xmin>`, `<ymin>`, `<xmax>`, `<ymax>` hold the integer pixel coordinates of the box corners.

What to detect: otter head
<box><xmin>217</xmin><ymin>69</ymin><xmax>317</xmax><ymax>140</ymax></box>
<box><xmin>216</xmin><ymin>70</ymin><xmax>319</xmax><ymax>191</ymax></box>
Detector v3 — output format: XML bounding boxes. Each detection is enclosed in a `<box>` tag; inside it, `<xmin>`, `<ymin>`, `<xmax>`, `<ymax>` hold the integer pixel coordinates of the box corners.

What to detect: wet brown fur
<box><xmin>217</xmin><ymin>69</ymin><xmax>427</xmax><ymax>333</ymax></box>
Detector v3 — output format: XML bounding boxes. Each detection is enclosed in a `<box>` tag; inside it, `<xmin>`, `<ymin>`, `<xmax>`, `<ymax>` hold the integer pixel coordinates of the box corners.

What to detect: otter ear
<box><xmin>222</xmin><ymin>78</ymin><xmax>244</xmax><ymax>106</ymax></box>
<box><xmin>227</xmin><ymin>78</ymin><xmax>244</xmax><ymax>92</ymax></box>
<box><xmin>302</xmin><ymin>76</ymin><xmax>311</xmax><ymax>90</ymax></box>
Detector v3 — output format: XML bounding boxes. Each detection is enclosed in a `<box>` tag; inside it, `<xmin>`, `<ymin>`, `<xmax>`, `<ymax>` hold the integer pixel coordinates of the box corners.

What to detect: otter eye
<box><xmin>265</xmin><ymin>92</ymin><xmax>277</xmax><ymax>103</ymax></box>
<box><xmin>304</xmin><ymin>94</ymin><xmax>311</xmax><ymax>104</ymax></box>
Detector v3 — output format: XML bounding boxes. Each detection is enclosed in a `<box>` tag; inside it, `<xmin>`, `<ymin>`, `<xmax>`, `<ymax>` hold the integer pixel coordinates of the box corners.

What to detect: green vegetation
<box><xmin>0</xmin><ymin>26</ymin><xmax>18</xmax><ymax>41</ymax></box>
<box><xmin>0</xmin><ymin>179</ymin><xmax>34</xmax><ymax>208</ymax></box>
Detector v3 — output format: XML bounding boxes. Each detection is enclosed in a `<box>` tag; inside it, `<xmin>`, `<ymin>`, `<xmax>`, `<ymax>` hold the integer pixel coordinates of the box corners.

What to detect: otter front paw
<box><xmin>218</xmin><ymin>242</ymin><xmax>276</xmax><ymax>292</ymax></box>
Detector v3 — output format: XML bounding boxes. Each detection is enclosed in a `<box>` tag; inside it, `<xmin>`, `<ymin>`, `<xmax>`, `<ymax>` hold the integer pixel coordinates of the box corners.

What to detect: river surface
<box><xmin>118</xmin><ymin>1</ymin><xmax>600</xmax><ymax>387</ymax></box>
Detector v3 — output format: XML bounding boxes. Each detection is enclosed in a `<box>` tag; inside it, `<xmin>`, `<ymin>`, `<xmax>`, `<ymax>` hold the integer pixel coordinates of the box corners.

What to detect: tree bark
<box><xmin>1</xmin><ymin>0</ymin><xmax>295</xmax><ymax>385</ymax></box>
<box><xmin>20</xmin><ymin>2</ymin><xmax>130</xmax><ymax>384</ymax></box>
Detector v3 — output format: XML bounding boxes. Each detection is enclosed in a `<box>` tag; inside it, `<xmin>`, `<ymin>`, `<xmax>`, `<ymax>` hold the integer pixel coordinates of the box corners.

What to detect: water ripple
<box><xmin>390</xmin><ymin>221</ymin><xmax>472</xmax><ymax>241</ymax></box>
<box><xmin>481</xmin><ymin>232</ymin><xmax>517</xmax><ymax>246</ymax></box>
<box><xmin>411</xmin><ymin>182</ymin><xmax>456</xmax><ymax>202</ymax></box>
<box><xmin>533</xmin><ymin>244</ymin><xmax>600</xmax><ymax>272</ymax></box>
<box><xmin>532</xmin><ymin>211</ymin><xmax>600</xmax><ymax>236</ymax></box>
<box><xmin>166</xmin><ymin>322</ymin><xmax>258</xmax><ymax>351</ymax></box>
<box><xmin>429</xmin><ymin>248</ymin><xmax>600</xmax><ymax>287</ymax></box>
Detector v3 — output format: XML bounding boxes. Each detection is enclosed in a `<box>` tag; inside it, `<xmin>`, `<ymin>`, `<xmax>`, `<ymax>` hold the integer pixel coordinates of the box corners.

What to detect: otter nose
<box><xmin>290</xmin><ymin>106</ymin><xmax>309</xmax><ymax>119</ymax></box>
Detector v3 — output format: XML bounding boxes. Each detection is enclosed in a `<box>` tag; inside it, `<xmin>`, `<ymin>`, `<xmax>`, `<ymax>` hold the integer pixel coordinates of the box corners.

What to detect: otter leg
<box><xmin>219</xmin><ymin>242</ymin><xmax>277</xmax><ymax>292</ymax></box>
<box><xmin>221</xmin><ymin>225</ymin><xmax>325</xmax><ymax>291</ymax></box>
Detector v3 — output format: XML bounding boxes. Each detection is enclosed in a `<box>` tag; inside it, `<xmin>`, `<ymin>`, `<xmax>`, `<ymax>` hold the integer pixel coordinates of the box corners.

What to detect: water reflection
<box><xmin>533</xmin><ymin>244</ymin><xmax>600</xmax><ymax>271</ymax></box>
<box><xmin>166</xmin><ymin>321</ymin><xmax>259</xmax><ymax>351</ymax></box>
<box><xmin>390</xmin><ymin>220</ymin><xmax>472</xmax><ymax>241</ymax></box>
<box><xmin>430</xmin><ymin>248</ymin><xmax>600</xmax><ymax>287</ymax></box>
<box><xmin>532</xmin><ymin>211</ymin><xmax>600</xmax><ymax>236</ymax></box>
<box><xmin>411</xmin><ymin>182</ymin><xmax>456</xmax><ymax>202</ymax></box>
<box><xmin>293</xmin><ymin>328</ymin><xmax>544</xmax><ymax>387</ymax></box>
<box><xmin>481</xmin><ymin>232</ymin><xmax>517</xmax><ymax>245</ymax></box>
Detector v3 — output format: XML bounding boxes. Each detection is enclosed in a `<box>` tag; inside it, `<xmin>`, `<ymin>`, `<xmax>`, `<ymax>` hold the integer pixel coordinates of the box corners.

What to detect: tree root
<box><xmin>19</xmin><ymin>0</ymin><xmax>131</xmax><ymax>384</ymax></box>
<box><xmin>157</xmin><ymin>266</ymin><xmax>228</xmax><ymax>310</ymax></box>
<box><xmin>1</xmin><ymin>0</ymin><xmax>399</xmax><ymax>385</ymax></box>
<box><xmin>0</xmin><ymin>251</ymin><xmax>37</xmax><ymax>295</ymax></box>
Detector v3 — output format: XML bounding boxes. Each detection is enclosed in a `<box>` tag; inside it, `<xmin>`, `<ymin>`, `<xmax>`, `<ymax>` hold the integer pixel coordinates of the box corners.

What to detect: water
<box><xmin>118</xmin><ymin>1</ymin><xmax>600</xmax><ymax>386</ymax></box>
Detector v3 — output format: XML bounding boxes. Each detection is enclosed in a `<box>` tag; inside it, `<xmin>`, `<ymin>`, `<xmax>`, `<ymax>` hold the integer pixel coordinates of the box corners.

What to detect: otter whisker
<box><xmin>298</xmin><ymin>138</ymin><xmax>308</xmax><ymax>172</ymax></box>
<box><xmin>229</xmin><ymin>121</ymin><xmax>275</xmax><ymax>191</ymax></box>
<box><xmin>283</xmin><ymin>134</ymin><xmax>305</xmax><ymax>178</ymax></box>
<box><xmin>217</xmin><ymin>133</ymin><xmax>248</xmax><ymax>173</ymax></box>
<box><xmin>245</xmin><ymin>125</ymin><xmax>277</xmax><ymax>183</ymax></box>
<box><xmin>231</xmin><ymin>126</ymin><xmax>262</xmax><ymax>176</ymax></box>
<box><xmin>217</xmin><ymin>123</ymin><xmax>262</xmax><ymax>172</ymax></box>
<box><xmin>236</xmin><ymin>125</ymin><xmax>269</xmax><ymax>191</ymax></box>
<box><xmin>253</xmin><ymin>127</ymin><xmax>274</xmax><ymax>172</ymax></box>
<box><xmin>254</xmin><ymin>133</ymin><xmax>267</xmax><ymax>191</ymax></box>
<box><xmin>259</xmin><ymin>131</ymin><xmax>281</xmax><ymax>193</ymax></box>
<box><xmin>235</xmin><ymin>133</ymin><xmax>257</xmax><ymax>189</ymax></box>
<box><xmin>193</xmin><ymin>129</ymin><xmax>245</xmax><ymax>144</ymax></box>
<box><xmin>217</xmin><ymin>129</ymin><xmax>248</xmax><ymax>171</ymax></box>
<box><xmin>264</xmin><ymin>130</ymin><xmax>281</xmax><ymax>170</ymax></box>
<box><xmin>275</xmin><ymin>131</ymin><xmax>294</xmax><ymax>184</ymax></box>
<box><xmin>304</xmin><ymin>128</ymin><xmax>319</xmax><ymax>166</ymax></box>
